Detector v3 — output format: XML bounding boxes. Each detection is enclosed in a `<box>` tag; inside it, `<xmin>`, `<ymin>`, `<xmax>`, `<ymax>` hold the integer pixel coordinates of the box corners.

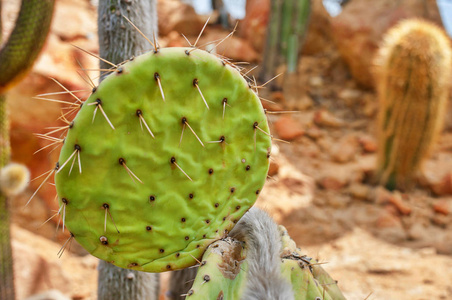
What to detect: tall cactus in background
<box><xmin>374</xmin><ymin>19</ymin><xmax>452</xmax><ymax>191</ymax></box>
<box><xmin>259</xmin><ymin>0</ymin><xmax>311</xmax><ymax>89</ymax></box>
<box><xmin>96</xmin><ymin>1</ymin><xmax>160</xmax><ymax>299</ymax></box>
<box><xmin>0</xmin><ymin>1</ymin><xmax>54</xmax><ymax>299</ymax></box>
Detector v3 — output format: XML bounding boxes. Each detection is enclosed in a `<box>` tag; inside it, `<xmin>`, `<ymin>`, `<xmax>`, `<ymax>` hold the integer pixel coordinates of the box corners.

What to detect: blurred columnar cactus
<box><xmin>0</xmin><ymin>1</ymin><xmax>54</xmax><ymax>299</ymax></box>
<box><xmin>259</xmin><ymin>0</ymin><xmax>311</xmax><ymax>90</ymax></box>
<box><xmin>374</xmin><ymin>18</ymin><xmax>452</xmax><ymax>190</ymax></box>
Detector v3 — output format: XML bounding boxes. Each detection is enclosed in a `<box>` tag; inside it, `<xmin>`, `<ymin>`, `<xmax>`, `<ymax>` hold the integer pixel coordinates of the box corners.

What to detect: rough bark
<box><xmin>97</xmin><ymin>1</ymin><xmax>160</xmax><ymax>299</ymax></box>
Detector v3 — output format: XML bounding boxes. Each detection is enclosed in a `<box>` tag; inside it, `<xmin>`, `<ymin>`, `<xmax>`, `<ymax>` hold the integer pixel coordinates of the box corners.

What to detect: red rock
<box><xmin>317</xmin><ymin>170</ymin><xmax>350</xmax><ymax>191</ymax></box>
<box><xmin>274</xmin><ymin>115</ymin><xmax>305</xmax><ymax>141</ymax></box>
<box><xmin>268</xmin><ymin>161</ymin><xmax>279</xmax><ymax>177</ymax></box>
<box><xmin>199</xmin><ymin>29</ymin><xmax>259</xmax><ymax>62</ymax></box>
<box><xmin>165</xmin><ymin>31</ymin><xmax>189</xmax><ymax>47</ymax></box>
<box><xmin>239</xmin><ymin>0</ymin><xmax>270</xmax><ymax>52</ymax></box>
<box><xmin>302</xmin><ymin>0</ymin><xmax>335</xmax><ymax>55</ymax></box>
<box><xmin>376</xmin><ymin>209</ymin><xmax>403</xmax><ymax>228</ymax></box>
<box><xmin>359</xmin><ymin>135</ymin><xmax>378</xmax><ymax>153</ymax></box>
<box><xmin>424</xmin><ymin>172</ymin><xmax>452</xmax><ymax>196</ymax></box>
<box><xmin>433</xmin><ymin>199</ymin><xmax>451</xmax><ymax>215</ymax></box>
<box><xmin>52</xmin><ymin>0</ymin><xmax>96</xmax><ymax>41</ymax></box>
<box><xmin>436</xmin><ymin>173</ymin><xmax>452</xmax><ymax>196</ymax></box>
<box><xmin>157</xmin><ymin>0</ymin><xmax>204</xmax><ymax>36</ymax></box>
<box><xmin>331</xmin><ymin>0</ymin><xmax>443</xmax><ymax>88</ymax></box>
<box><xmin>239</xmin><ymin>0</ymin><xmax>335</xmax><ymax>56</ymax></box>
<box><xmin>388</xmin><ymin>192</ymin><xmax>412</xmax><ymax>215</ymax></box>
<box><xmin>348</xmin><ymin>183</ymin><xmax>371</xmax><ymax>200</ymax></box>
<box><xmin>305</xmin><ymin>126</ymin><xmax>324</xmax><ymax>140</ymax></box>
<box><xmin>313</xmin><ymin>109</ymin><xmax>345</xmax><ymax>128</ymax></box>
<box><xmin>376</xmin><ymin>188</ymin><xmax>412</xmax><ymax>215</ymax></box>
<box><xmin>330</xmin><ymin>135</ymin><xmax>359</xmax><ymax>163</ymax></box>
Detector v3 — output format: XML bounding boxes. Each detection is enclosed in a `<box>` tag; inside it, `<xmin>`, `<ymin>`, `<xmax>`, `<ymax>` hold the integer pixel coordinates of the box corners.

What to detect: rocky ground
<box><xmin>4</xmin><ymin>0</ymin><xmax>452</xmax><ymax>299</ymax></box>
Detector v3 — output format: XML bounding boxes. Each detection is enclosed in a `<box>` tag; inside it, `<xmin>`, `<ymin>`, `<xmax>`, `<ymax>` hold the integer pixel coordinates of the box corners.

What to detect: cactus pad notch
<box><xmin>54</xmin><ymin>47</ymin><xmax>272</xmax><ymax>272</ymax></box>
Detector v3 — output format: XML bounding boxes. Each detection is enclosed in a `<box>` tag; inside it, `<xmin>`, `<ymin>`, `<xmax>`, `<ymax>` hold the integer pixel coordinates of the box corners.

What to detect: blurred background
<box><xmin>3</xmin><ymin>0</ymin><xmax>452</xmax><ymax>299</ymax></box>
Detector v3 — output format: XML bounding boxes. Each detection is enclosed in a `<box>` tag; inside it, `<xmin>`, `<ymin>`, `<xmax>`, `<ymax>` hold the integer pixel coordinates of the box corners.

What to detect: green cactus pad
<box><xmin>55</xmin><ymin>47</ymin><xmax>271</xmax><ymax>272</ymax></box>
<box><xmin>187</xmin><ymin>237</ymin><xmax>248</xmax><ymax>299</ymax></box>
<box><xmin>279</xmin><ymin>225</ymin><xmax>346</xmax><ymax>300</ymax></box>
<box><xmin>186</xmin><ymin>225</ymin><xmax>346</xmax><ymax>299</ymax></box>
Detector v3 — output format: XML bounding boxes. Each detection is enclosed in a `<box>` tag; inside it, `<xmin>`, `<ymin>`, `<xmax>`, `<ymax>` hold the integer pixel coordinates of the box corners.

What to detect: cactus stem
<box><xmin>136</xmin><ymin>110</ymin><xmax>155</xmax><ymax>138</ymax></box>
<box><xmin>25</xmin><ymin>163</ymin><xmax>59</xmax><ymax>207</ymax></box>
<box><xmin>57</xmin><ymin>232</ymin><xmax>74</xmax><ymax>258</ymax></box>
<box><xmin>72</xmin><ymin>44</ymin><xmax>118</xmax><ymax>68</ymax></box>
<box><xmin>154</xmin><ymin>72</ymin><xmax>165</xmax><ymax>101</ymax></box>
<box><xmin>122</xmin><ymin>14</ymin><xmax>157</xmax><ymax>52</ymax></box>
<box><xmin>193</xmin><ymin>79</ymin><xmax>209</xmax><ymax>110</ymax></box>
<box><xmin>119</xmin><ymin>158</ymin><xmax>143</xmax><ymax>184</ymax></box>
<box><xmin>170</xmin><ymin>156</ymin><xmax>193</xmax><ymax>181</ymax></box>
<box><xmin>88</xmin><ymin>99</ymin><xmax>116</xmax><ymax>130</ymax></box>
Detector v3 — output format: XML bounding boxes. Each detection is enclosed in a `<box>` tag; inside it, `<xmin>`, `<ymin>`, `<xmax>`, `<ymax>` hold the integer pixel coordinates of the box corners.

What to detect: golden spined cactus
<box><xmin>374</xmin><ymin>18</ymin><xmax>452</xmax><ymax>191</ymax></box>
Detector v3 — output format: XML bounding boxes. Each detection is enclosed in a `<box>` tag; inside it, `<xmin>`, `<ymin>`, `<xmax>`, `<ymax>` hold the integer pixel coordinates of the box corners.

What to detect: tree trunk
<box><xmin>97</xmin><ymin>1</ymin><xmax>160</xmax><ymax>299</ymax></box>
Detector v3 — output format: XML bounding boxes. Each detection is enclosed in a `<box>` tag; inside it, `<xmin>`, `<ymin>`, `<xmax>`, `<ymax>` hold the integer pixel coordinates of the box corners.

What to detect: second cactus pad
<box><xmin>55</xmin><ymin>47</ymin><xmax>271</xmax><ymax>272</ymax></box>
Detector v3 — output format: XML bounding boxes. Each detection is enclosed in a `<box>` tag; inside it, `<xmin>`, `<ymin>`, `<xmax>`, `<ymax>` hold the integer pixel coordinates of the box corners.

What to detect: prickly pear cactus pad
<box><xmin>54</xmin><ymin>47</ymin><xmax>272</xmax><ymax>272</ymax></box>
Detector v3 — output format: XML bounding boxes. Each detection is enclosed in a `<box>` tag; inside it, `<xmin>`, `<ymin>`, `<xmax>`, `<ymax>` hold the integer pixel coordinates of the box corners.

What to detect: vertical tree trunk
<box><xmin>97</xmin><ymin>1</ymin><xmax>160</xmax><ymax>299</ymax></box>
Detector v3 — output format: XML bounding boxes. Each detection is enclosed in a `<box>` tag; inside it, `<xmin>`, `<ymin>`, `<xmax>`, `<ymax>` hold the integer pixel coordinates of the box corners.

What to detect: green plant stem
<box><xmin>0</xmin><ymin>93</ymin><xmax>13</xmax><ymax>300</ymax></box>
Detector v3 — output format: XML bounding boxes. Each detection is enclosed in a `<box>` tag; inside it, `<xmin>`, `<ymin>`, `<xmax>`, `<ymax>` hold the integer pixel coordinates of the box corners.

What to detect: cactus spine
<box><xmin>374</xmin><ymin>19</ymin><xmax>452</xmax><ymax>190</ymax></box>
<box><xmin>0</xmin><ymin>1</ymin><xmax>54</xmax><ymax>299</ymax></box>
